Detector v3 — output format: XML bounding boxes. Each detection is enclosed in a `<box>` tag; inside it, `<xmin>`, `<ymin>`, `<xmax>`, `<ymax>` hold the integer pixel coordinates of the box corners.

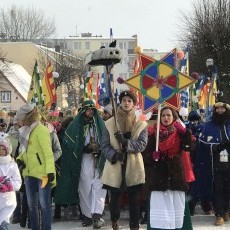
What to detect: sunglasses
<box><xmin>0</xmin><ymin>124</ymin><xmax>6</xmax><ymax>127</ymax></box>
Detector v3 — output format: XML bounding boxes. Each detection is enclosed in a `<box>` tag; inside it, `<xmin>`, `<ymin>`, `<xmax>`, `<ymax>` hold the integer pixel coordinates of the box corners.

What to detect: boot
<box><xmin>92</xmin><ymin>213</ymin><xmax>105</xmax><ymax>229</ymax></box>
<box><xmin>82</xmin><ymin>216</ymin><xmax>93</xmax><ymax>227</ymax></box>
<box><xmin>112</xmin><ymin>221</ymin><xmax>119</xmax><ymax>230</ymax></box>
<box><xmin>215</xmin><ymin>217</ymin><xmax>224</xmax><ymax>226</ymax></box>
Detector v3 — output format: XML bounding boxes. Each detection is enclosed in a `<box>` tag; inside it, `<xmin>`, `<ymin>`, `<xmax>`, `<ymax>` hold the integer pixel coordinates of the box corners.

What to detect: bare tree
<box><xmin>53</xmin><ymin>51</ymin><xmax>86</xmax><ymax>108</ymax></box>
<box><xmin>0</xmin><ymin>5</ymin><xmax>55</xmax><ymax>42</ymax></box>
<box><xmin>178</xmin><ymin>0</ymin><xmax>230</xmax><ymax>100</ymax></box>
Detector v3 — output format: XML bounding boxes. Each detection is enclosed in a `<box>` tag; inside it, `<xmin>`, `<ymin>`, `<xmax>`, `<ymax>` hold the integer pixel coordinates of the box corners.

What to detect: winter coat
<box><xmin>0</xmin><ymin>155</ymin><xmax>21</xmax><ymax>224</ymax></box>
<box><xmin>17</xmin><ymin>124</ymin><xmax>56</xmax><ymax>187</ymax></box>
<box><xmin>101</xmin><ymin>117</ymin><xmax>147</xmax><ymax>189</ymax></box>
<box><xmin>143</xmin><ymin>134</ymin><xmax>188</xmax><ymax>192</ymax></box>
<box><xmin>195</xmin><ymin>119</ymin><xmax>230</xmax><ymax>198</ymax></box>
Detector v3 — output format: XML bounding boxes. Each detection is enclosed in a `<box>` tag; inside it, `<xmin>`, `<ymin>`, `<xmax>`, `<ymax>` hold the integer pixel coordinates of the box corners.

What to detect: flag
<box><xmin>42</xmin><ymin>62</ymin><xmax>57</xmax><ymax>109</ymax></box>
<box><xmin>110</xmin><ymin>28</ymin><xmax>113</xmax><ymax>43</ymax></box>
<box><xmin>179</xmin><ymin>47</ymin><xmax>190</xmax><ymax>110</ymax></box>
<box><xmin>84</xmin><ymin>72</ymin><xmax>93</xmax><ymax>99</ymax></box>
<box><xmin>98</xmin><ymin>72</ymin><xmax>111</xmax><ymax>106</ymax></box>
<box><xmin>27</xmin><ymin>61</ymin><xmax>44</xmax><ymax>106</ymax></box>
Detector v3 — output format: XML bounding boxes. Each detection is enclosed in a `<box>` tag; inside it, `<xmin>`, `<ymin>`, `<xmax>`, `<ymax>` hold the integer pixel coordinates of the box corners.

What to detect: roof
<box><xmin>0</xmin><ymin>42</ymin><xmax>43</xmax><ymax>75</ymax></box>
<box><xmin>0</xmin><ymin>61</ymin><xmax>31</xmax><ymax>100</ymax></box>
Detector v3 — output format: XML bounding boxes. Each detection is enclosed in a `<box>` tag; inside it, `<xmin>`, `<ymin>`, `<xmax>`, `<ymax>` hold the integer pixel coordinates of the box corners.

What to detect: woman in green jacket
<box><xmin>16</xmin><ymin>104</ymin><xmax>56</xmax><ymax>230</ymax></box>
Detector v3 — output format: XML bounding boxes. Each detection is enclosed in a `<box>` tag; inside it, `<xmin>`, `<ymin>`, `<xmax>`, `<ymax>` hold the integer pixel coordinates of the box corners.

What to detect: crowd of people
<box><xmin>0</xmin><ymin>90</ymin><xmax>230</xmax><ymax>230</ymax></box>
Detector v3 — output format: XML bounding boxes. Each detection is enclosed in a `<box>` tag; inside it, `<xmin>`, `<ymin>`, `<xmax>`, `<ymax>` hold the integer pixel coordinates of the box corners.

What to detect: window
<box><xmin>119</xmin><ymin>42</ymin><xmax>127</xmax><ymax>50</ymax></box>
<box><xmin>1</xmin><ymin>91</ymin><xmax>11</xmax><ymax>103</ymax></box>
<box><xmin>85</xmin><ymin>42</ymin><xmax>90</xmax><ymax>50</ymax></box>
<box><xmin>73</xmin><ymin>42</ymin><xmax>81</xmax><ymax>50</ymax></box>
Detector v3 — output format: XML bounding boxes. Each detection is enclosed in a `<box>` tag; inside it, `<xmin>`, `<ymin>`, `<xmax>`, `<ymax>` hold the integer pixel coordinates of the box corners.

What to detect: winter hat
<box><xmin>15</xmin><ymin>104</ymin><xmax>35</xmax><ymax>120</ymax></box>
<box><xmin>119</xmin><ymin>90</ymin><xmax>137</xmax><ymax>105</ymax></box>
<box><xmin>199</xmin><ymin>108</ymin><xmax>205</xmax><ymax>114</ymax></box>
<box><xmin>104</xmin><ymin>104</ymin><xmax>113</xmax><ymax>115</ymax></box>
<box><xmin>213</xmin><ymin>102</ymin><xmax>230</xmax><ymax>111</ymax></box>
<box><xmin>81</xmin><ymin>100</ymin><xmax>96</xmax><ymax>113</ymax></box>
<box><xmin>0</xmin><ymin>132</ymin><xmax>12</xmax><ymax>155</ymax></box>
<box><xmin>188</xmin><ymin>111</ymin><xmax>200</xmax><ymax>121</ymax></box>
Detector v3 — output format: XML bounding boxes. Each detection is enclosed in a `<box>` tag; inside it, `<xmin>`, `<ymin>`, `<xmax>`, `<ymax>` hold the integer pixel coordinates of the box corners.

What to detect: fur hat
<box><xmin>15</xmin><ymin>104</ymin><xmax>35</xmax><ymax>120</ymax></box>
<box><xmin>119</xmin><ymin>90</ymin><xmax>137</xmax><ymax>105</ymax></box>
<box><xmin>213</xmin><ymin>102</ymin><xmax>230</xmax><ymax>111</ymax></box>
<box><xmin>0</xmin><ymin>132</ymin><xmax>12</xmax><ymax>155</ymax></box>
<box><xmin>104</xmin><ymin>104</ymin><xmax>113</xmax><ymax>115</ymax></box>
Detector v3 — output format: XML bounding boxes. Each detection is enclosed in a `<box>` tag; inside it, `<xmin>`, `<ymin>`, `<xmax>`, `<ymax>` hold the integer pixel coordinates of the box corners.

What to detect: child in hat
<box><xmin>0</xmin><ymin>132</ymin><xmax>22</xmax><ymax>229</ymax></box>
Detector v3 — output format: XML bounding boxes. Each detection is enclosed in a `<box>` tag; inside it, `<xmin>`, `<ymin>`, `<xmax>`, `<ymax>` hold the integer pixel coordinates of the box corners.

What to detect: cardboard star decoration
<box><xmin>126</xmin><ymin>54</ymin><xmax>196</xmax><ymax>111</ymax></box>
<box><xmin>131</xmin><ymin>50</ymin><xmax>181</xmax><ymax>112</ymax></box>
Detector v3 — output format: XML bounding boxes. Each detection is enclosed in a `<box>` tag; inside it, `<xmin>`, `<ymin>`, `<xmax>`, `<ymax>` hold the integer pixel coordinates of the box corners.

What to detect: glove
<box><xmin>114</xmin><ymin>132</ymin><xmax>127</xmax><ymax>146</ymax></box>
<box><xmin>16</xmin><ymin>159</ymin><xmax>26</xmax><ymax>170</ymax></box>
<box><xmin>111</xmin><ymin>151</ymin><xmax>126</xmax><ymax>164</ymax></box>
<box><xmin>47</xmin><ymin>173</ymin><xmax>55</xmax><ymax>183</ymax></box>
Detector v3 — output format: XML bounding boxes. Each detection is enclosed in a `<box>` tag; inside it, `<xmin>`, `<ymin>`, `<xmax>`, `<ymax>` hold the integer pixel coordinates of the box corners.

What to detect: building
<box><xmin>0</xmin><ymin>60</ymin><xmax>31</xmax><ymax>111</ymax></box>
<box><xmin>45</xmin><ymin>33</ymin><xmax>138</xmax><ymax>93</ymax></box>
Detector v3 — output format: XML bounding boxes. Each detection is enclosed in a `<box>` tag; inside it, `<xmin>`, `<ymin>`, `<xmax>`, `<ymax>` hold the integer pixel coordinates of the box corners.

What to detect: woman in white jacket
<box><xmin>0</xmin><ymin>133</ymin><xmax>22</xmax><ymax>230</ymax></box>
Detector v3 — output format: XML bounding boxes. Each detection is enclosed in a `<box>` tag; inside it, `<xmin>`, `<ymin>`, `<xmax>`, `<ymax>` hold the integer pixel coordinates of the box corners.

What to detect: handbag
<box><xmin>181</xmin><ymin>150</ymin><xmax>195</xmax><ymax>183</ymax></box>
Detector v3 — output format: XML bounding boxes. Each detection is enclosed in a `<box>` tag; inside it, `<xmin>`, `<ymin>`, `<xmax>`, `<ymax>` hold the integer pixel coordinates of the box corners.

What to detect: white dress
<box><xmin>150</xmin><ymin>190</ymin><xmax>185</xmax><ymax>229</ymax></box>
<box><xmin>0</xmin><ymin>155</ymin><xmax>22</xmax><ymax>224</ymax></box>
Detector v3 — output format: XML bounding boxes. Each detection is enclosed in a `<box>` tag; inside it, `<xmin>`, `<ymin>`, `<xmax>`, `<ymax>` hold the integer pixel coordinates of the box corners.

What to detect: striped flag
<box><xmin>27</xmin><ymin>61</ymin><xmax>44</xmax><ymax>106</ymax></box>
<box><xmin>42</xmin><ymin>62</ymin><xmax>57</xmax><ymax>109</ymax></box>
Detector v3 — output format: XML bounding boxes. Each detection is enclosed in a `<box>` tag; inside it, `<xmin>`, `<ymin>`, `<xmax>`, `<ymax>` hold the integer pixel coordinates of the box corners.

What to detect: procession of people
<box><xmin>0</xmin><ymin>86</ymin><xmax>230</xmax><ymax>230</ymax></box>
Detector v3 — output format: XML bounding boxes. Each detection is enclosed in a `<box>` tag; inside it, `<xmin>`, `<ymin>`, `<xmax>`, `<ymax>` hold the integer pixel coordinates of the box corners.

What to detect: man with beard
<box><xmin>54</xmin><ymin>100</ymin><xmax>106</xmax><ymax>229</ymax></box>
<box><xmin>197</xmin><ymin>102</ymin><xmax>230</xmax><ymax>226</ymax></box>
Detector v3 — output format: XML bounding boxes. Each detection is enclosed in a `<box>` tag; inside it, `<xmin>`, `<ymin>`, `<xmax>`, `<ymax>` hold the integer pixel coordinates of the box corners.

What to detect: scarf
<box><xmin>117</xmin><ymin>107</ymin><xmax>136</xmax><ymax>133</ymax></box>
<box><xmin>18</xmin><ymin>121</ymin><xmax>39</xmax><ymax>153</ymax></box>
<box><xmin>0</xmin><ymin>155</ymin><xmax>12</xmax><ymax>164</ymax></box>
<box><xmin>154</xmin><ymin>123</ymin><xmax>181</xmax><ymax>158</ymax></box>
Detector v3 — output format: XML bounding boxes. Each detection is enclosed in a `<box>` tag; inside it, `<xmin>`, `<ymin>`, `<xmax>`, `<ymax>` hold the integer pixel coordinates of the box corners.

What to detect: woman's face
<box><xmin>161</xmin><ymin>109</ymin><xmax>174</xmax><ymax>126</ymax></box>
<box><xmin>121</xmin><ymin>96</ymin><xmax>134</xmax><ymax>112</ymax></box>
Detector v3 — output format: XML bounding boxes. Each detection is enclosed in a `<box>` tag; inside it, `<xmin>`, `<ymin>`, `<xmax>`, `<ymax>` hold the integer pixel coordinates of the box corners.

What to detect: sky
<box><xmin>0</xmin><ymin>0</ymin><xmax>193</xmax><ymax>52</ymax></box>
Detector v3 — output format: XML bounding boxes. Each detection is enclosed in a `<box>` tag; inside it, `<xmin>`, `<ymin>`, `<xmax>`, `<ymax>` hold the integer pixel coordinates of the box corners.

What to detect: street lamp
<box><xmin>205</xmin><ymin>58</ymin><xmax>214</xmax><ymax>121</ymax></box>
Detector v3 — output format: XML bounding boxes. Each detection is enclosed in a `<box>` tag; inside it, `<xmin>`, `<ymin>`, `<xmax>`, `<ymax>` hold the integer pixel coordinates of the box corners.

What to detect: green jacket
<box><xmin>17</xmin><ymin>124</ymin><xmax>56</xmax><ymax>187</ymax></box>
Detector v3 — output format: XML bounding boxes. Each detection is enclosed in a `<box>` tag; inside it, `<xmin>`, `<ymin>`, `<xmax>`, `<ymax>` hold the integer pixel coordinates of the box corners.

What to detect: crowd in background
<box><xmin>0</xmin><ymin>92</ymin><xmax>230</xmax><ymax>230</ymax></box>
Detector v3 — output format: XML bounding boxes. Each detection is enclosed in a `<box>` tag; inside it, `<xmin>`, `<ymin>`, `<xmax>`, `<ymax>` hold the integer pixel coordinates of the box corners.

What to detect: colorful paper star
<box><xmin>126</xmin><ymin>51</ymin><xmax>196</xmax><ymax>112</ymax></box>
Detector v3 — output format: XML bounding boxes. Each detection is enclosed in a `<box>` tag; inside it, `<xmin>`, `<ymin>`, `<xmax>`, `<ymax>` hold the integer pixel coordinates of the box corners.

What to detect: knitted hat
<box><xmin>0</xmin><ymin>132</ymin><xmax>12</xmax><ymax>155</ymax></box>
<box><xmin>15</xmin><ymin>104</ymin><xmax>34</xmax><ymax>120</ymax></box>
<box><xmin>119</xmin><ymin>90</ymin><xmax>137</xmax><ymax>105</ymax></box>
<box><xmin>104</xmin><ymin>104</ymin><xmax>113</xmax><ymax>115</ymax></box>
<box><xmin>213</xmin><ymin>102</ymin><xmax>230</xmax><ymax>111</ymax></box>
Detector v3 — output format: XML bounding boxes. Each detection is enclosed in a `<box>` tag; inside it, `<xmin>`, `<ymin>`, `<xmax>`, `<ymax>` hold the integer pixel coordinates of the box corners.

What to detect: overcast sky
<box><xmin>0</xmin><ymin>0</ymin><xmax>193</xmax><ymax>51</ymax></box>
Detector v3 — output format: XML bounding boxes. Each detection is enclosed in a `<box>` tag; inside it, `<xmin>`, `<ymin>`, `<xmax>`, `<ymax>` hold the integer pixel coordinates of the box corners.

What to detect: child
<box><xmin>0</xmin><ymin>132</ymin><xmax>22</xmax><ymax>230</ymax></box>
